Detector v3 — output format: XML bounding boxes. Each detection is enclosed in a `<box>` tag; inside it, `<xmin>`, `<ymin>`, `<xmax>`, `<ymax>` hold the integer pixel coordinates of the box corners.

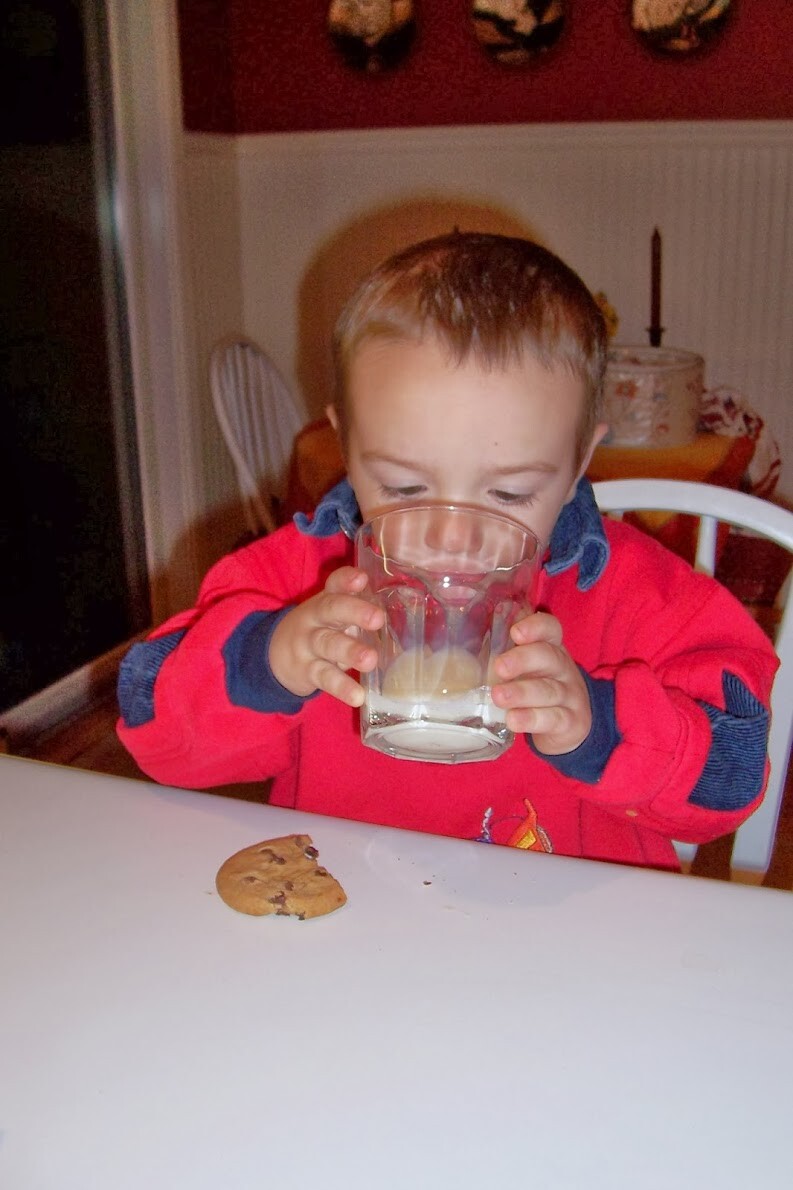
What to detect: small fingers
<box><xmin>310</xmin><ymin>624</ymin><xmax>379</xmax><ymax>676</ymax></box>
<box><xmin>510</xmin><ymin>611</ymin><xmax>563</xmax><ymax>647</ymax></box>
<box><xmin>492</xmin><ymin>672</ymin><xmax>565</xmax><ymax>714</ymax></box>
<box><xmin>491</xmin><ymin>638</ymin><xmax>592</xmax><ymax>753</ymax></box>
<box><xmin>268</xmin><ymin>584</ymin><xmax>381</xmax><ymax>701</ymax></box>
<box><xmin>492</xmin><ymin>640</ymin><xmax>562</xmax><ymax>683</ymax></box>
<box><xmin>317</xmin><ymin>590</ymin><xmax>384</xmax><ymax>634</ymax></box>
<box><xmin>310</xmin><ymin>661</ymin><xmax>367</xmax><ymax>708</ymax></box>
<box><xmin>324</xmin><ymin>566</ymin><xmax>371</xmax><ymax>596</ymax></box>
<box><xmin>506</xmin><ymin>703</ymin><xmax>592</xmax><ymax>756</ymax></box>
<box><xmin>502</xmin><ymin>702</ymin><xmax>575</xmax><ymax>739</ymax></box>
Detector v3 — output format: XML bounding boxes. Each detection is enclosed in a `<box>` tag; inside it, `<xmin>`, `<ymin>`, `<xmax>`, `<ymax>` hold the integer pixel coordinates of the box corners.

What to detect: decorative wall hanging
<box><xmin>631</xmin><ymin>1</ymin><xmax>734</xmax><ymax>55</ymax></box>
<box><xmin>327</xmin><ymin>1</ymin><xmax>416</xmax><ymax>73</ymax></box>
<box><xmin>470</xmin><ymin>2</ymin><xmax>566</xmax><ymax>66</ymax></box>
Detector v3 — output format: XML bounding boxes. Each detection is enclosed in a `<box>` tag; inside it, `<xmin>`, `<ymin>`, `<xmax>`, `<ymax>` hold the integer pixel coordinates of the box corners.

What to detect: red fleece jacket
<box><xmin>116</xmin><ymin>512</ymin><xmax>778</xmax><ymax>871</ymax></box>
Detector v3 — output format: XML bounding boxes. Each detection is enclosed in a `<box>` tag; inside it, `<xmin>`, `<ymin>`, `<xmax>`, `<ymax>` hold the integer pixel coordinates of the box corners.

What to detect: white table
<box><xmin>2</xmin><ymin>756</ymin><xmax>792</xmax><ymax>1190</ymax></box>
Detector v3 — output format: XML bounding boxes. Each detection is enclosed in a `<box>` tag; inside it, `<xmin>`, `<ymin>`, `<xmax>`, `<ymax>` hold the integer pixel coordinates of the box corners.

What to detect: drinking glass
<box><xmin>355</xmin><ymin>504</ymin><xmax>541</xmax><ymax>763</ymax></box>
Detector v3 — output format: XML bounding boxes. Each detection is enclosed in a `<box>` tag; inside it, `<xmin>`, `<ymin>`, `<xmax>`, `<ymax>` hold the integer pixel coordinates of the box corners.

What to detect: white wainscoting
<box><xmin>184</xmin><ymin>121</ymin><xmax>793</xmax><ymax>532</ymax></box>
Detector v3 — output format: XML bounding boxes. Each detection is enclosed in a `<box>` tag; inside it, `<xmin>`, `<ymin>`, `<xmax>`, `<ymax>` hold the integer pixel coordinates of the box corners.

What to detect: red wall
<box><xmin>178</xmin><ymin>2</ymin><xmax>793</xmax><ymax>134</ymax></box>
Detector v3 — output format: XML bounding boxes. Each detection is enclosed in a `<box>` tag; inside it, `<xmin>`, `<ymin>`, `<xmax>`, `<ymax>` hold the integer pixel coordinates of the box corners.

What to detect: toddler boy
<box><xmin>118</xmin><ymin>232</ymin><xmax>778</xmax><ymax>870</ymax></box>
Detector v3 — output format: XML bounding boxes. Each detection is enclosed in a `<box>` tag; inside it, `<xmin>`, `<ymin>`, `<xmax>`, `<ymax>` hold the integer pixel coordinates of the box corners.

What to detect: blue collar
<box><xmin>293</xmin><ymin>479</ymin><xmax>362</xmax><ymax>542</ymax></box>
<box><xmin>544</xmin><ymin>477</ymin><xmax>610</xmax><ymax>592</ymax></box>
<box><xmin>294</xmin><ymin>476</ymin><xmax>609</xmax><ymax>591</ymax></box>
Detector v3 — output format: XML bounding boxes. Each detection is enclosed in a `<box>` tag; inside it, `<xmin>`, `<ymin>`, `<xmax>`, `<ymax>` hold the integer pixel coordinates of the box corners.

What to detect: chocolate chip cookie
<box><xmin>215</xmin><ymin>834</ymin><xmax>347</xmax><ymax>920</ymax></box>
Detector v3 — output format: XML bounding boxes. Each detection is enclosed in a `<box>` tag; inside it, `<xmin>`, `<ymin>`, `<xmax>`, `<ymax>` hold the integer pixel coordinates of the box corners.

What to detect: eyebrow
<box><xmin>487</xmin><ymin>462</ymin><xmax>560</xmax><ymax>477</ymax></box>
<box><xmin>362</xmin><ymin>452</ymin><xmax>560</xmax><ymax>482</ymax></box>
<box><xmin>361</xmin><ymin>451</ymin><xmax>430</xmax><ymax>472</ymax></box>
<box><xmin>362</xmin><ymin>451</ymin><xmax>558</xmax><ymax>476</ymax></box>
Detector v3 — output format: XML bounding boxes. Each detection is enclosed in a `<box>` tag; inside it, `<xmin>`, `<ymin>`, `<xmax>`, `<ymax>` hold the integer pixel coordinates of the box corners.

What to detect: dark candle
<box><xmin>649</xmin><ymin>228</ymin><xmax>662</xmax><ymax>347</ymax></box>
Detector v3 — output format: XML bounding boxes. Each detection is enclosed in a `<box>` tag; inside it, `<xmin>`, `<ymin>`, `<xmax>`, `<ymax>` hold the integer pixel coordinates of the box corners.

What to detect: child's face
<box><xmin>330</xmin><ymin>334</ymin><xmax>606</xmax><ymax>547</ymax></box>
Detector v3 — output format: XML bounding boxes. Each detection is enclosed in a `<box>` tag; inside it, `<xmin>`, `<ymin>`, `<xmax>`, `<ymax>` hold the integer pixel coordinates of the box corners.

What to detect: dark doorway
<box><xmin>0</xmin><ymin>0</ymin><xmax>149</xmax><ymax>714</ymax></box>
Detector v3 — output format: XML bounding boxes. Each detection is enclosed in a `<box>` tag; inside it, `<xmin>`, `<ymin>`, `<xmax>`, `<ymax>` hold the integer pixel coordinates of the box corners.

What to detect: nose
<box><xmin>424</xmin><ymin>508</ymin><xmax>483</xmax><ymax>564</ymax></box>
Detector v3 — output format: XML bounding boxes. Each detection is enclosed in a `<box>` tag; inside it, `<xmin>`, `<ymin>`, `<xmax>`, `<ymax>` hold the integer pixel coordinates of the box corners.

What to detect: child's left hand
<box><xmin>491</xmin><ymin>611</ymin><xmax>592</xmax><ymax>756</ymax></box>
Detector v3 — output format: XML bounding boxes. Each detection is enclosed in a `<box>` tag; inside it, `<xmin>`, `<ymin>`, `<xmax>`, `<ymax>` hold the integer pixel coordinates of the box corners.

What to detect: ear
<box><xmin>563</xmin><ymin>422</ymin><xmax>609</xmax><ymax>504</ymax></box>
<box><xmin>325</xmin><ymin>403</ymin><xmax>348</xmax><ymax>464</ymax></box>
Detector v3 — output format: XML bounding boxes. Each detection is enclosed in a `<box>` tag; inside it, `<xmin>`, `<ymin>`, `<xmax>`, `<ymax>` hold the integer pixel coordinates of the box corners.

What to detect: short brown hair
<box><xmin>332</xmin><ymin>231</ymin><xmax>607</xmax><ymax>465</ymax></box>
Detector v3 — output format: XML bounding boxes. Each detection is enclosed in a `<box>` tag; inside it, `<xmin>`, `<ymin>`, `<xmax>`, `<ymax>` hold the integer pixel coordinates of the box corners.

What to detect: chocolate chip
<box><xmin>258</xmin><ymin>847</ymin><xmax>286</xmax><ymax>864</ymax></box>
<box><xmin>303</xmin><ymin>845</ymin><xmax>319</xmax><ymax>860</ymax></box>
<box><xmin>283</xmin><ymin>880</ymin><xmax>294</xmax><ymax>891</ymax></box>
<box><xmin>314</xmin><ymin>868</ymin><xmax>329</xmax><ymax>877</ymax></box>
<box><xmin>268</xmin><ymin>891</ymin><xmax>287</xmax><ymax>906</ymax></box>
<box><xmin>243</xmin><ymin>875</ymin><xmax>259</xmax><ymax>884</ymax></box>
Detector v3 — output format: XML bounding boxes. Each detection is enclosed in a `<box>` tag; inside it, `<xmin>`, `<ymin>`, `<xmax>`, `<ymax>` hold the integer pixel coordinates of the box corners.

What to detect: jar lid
<box><xmin>607</xmin><ymin>346</ymin><xmax>704</xmax><ymax>374</ymax></box>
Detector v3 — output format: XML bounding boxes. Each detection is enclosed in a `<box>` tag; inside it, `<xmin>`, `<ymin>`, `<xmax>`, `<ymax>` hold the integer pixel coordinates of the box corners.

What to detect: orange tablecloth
<box><xmin>589</xmin><ymin>433</ymin><xmax>754</xmax><ymax>485</ymax></box>
<box><xmin>589</xmin><ymin>434</ymin><xmax>756</xmax><ymax>556</ymax></box>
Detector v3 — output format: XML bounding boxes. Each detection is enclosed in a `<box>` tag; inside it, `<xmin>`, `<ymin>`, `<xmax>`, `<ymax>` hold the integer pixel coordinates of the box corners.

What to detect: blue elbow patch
<box><xmin>688</xmin><ymin>672</ymin><xmax>770</xmax><ymax>811</ymax></box>
<box><xmin>117</xmin><ymin>630</ymin><xmax>186</xmax><ymax>728</ymax></box>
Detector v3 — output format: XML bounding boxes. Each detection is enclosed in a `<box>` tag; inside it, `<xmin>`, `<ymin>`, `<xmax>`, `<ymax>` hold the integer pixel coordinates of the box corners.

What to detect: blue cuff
<box><xmin>527</xmin><ymin>668</ymin><xmax>620</xmax><ymax>783</ymax></box>
<box><xmin>221</xmin><ymin>608</ymin><xmax>314</xmax><ymax>715</ymax></box>
<box><xmin>688</xmin><ymin>671</ymin><xmax>770</xmax><ymax>811</ymax></box>
<box><xmin>118</xmin><ymin>630</ymin><xmax>187</xmax><ymax>728</ymax></box>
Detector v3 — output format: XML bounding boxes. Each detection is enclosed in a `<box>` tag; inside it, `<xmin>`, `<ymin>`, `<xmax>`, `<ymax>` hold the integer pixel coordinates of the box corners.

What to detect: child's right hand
<box><xmin>268</xmin><ymin>567</ymin><xmax>384</xmax><ymax>707</ymax></box>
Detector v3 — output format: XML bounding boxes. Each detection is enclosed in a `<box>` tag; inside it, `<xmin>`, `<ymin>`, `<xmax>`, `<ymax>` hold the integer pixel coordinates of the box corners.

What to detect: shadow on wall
<box><xmin>295</xmin><ymin>196</ymin><xmax>546</xmax><ymax>419</ymax></box>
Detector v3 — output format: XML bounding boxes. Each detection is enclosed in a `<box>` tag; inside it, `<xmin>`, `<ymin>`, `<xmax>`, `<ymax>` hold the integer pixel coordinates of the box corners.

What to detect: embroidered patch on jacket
<box><xmin>477</xmin><ymin>799</ymin><xmax>553</xmax><ymax>853</ymax></box>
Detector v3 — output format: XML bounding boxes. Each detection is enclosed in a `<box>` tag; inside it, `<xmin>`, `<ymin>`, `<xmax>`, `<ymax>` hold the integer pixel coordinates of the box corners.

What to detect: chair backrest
<box><xmin>593</xmin><ymin>478</ymin><xmax>793</xmax><ymax>876</ymax></box>
<box><xmin>210</xmin><ymin>336</ymin><xmax>308</xmax><ymax>535</ymax></box>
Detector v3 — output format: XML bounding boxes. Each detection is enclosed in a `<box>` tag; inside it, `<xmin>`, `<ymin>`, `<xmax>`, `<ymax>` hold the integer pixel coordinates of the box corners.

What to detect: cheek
<box><xmin>347</xmin><ymin>467</ymin><xmax>385</xmax><ymax>522</ymax></box>
<box><xmin>518</xmin><ymin>493</ymin><xmax>573</xmax><ymax>548</ymax></box>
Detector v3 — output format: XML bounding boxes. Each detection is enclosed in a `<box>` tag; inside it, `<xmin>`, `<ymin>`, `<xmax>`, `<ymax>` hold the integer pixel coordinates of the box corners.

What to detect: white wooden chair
<box><xmin>210</xmin><ymin>337</ymin><xmax>308</xmax><ymax>536</ymax></box>
<box><xmin>593</xmin><ymin>478</ymin><xmax>793</xmax><ymax>876</ymax></box>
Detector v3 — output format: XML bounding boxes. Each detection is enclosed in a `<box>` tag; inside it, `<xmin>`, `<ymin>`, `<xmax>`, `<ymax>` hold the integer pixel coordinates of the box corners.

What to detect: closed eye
<box><xmin>489</xmin><ymin>490</ymin><xmax>537</xmax><ymax>507</ymax></box>
<box><xmin>379</xmin><ymin>484</ymin><xmax>427</xmax><ymax>499</ymax></box>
